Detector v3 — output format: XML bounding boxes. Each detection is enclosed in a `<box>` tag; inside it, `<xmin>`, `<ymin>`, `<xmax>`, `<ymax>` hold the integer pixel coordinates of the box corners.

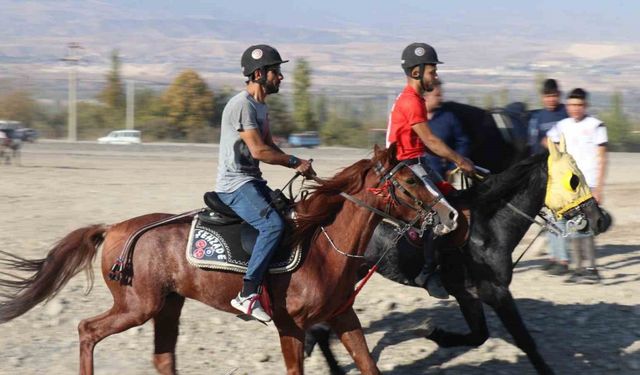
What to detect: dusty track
<box><xmin>0</xmin><ymin>143</ymin><xmax>638</xmax><ymax>374</ymax></box>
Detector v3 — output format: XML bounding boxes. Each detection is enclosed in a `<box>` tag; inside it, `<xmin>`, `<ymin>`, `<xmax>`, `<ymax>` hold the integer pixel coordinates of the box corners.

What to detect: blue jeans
<box><xmin>217</xmin><ymin>181</ymin><xmax>285</xmax><ymax>286</ymax></box>
<box><xmin>547</xmin><ymin>218</ymin><xmax>569</xmax><ymax>262</ymax></box>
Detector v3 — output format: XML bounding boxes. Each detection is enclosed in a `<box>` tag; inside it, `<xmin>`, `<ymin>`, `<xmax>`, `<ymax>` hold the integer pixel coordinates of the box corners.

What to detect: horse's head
<box><xmin>545</xmin><ymin>136</ymin><xmax>610</xmax><ymax>235</ymax></box>
<box><xmin>369</xmin><ymin>144</ymin><xmax>440</xmax><ymax>232</ymax></box>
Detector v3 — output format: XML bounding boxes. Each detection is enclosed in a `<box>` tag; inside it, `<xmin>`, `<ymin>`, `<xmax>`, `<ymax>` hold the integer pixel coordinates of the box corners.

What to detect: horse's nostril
<box><xmin>449</xmin><ymin>212</ymin><xmax>455</xmax><ymax>220</ymax></box>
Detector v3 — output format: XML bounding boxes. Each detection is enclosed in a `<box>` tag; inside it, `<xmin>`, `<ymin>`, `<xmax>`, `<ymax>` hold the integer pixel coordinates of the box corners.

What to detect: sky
<box><xmin>101</xmin><ymin>0</ymin><xmax>638</xmax><ymax>42</ymax></box>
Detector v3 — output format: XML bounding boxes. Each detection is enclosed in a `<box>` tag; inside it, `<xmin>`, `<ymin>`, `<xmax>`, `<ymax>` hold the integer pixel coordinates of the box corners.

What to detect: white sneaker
<box><xmin>231</xmin><ymin>293</ymin><xmax>272</xmax><ymax>322</ymax></box>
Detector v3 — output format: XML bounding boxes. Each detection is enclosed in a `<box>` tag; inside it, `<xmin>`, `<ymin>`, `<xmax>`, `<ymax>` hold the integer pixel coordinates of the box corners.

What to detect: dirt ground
<box><xmin>0</xmin><ymin>143</ymin><xmax>638</xmax><ymax>375</ymax></box>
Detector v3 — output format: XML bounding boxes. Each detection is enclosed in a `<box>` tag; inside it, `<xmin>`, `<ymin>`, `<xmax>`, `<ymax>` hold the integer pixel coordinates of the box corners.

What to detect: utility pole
<box><xmin>61</xmin><ymin>42</ymin><xmax>82</xmax><ymax>141</ymax></box>
<box><xmin>126</xmin><ymin>79</ymin><xmax>135</xmax><ymax>130</ymax></box>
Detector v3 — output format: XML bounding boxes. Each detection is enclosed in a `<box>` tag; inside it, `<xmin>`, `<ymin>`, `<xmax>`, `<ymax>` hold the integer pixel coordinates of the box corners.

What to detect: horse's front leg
<box><xmin>420</xmin><ymin>290</ymin><xmax>490</xmax><ymax>347</ymax></box>
<box><xmin>329</xmin><ymin>307</ymin><xmax>379</xmax><ymax>375</ymax></box>
<box><xmin>481</xmin><ymin>285</ymin><xmax>554</xmax><ymax>375</ymax></box>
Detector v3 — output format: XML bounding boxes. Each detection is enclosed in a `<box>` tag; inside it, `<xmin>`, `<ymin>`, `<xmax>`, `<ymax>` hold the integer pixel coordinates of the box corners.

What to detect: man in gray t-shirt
<box><xmin>216</xmin><ymin>90</ymin><xmax>269</xmax><ymax>193</ymax></box>
<box><xmin>214</xmin><ymin>44</ymin><xmax>315</xmax><ymax>322</ymax></box>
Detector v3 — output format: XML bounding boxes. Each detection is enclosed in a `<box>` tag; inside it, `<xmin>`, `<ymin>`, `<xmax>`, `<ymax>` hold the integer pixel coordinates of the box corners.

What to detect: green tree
<box><xmin>135</xmin><ymin>88</ymin><xmax>163</xmax><ymax>117</ymax></box>
<box><xmin>320</xmin><ymin>101</ymin><xmax>368</xmax><ymax>147</ymax></box>
<box><xmin>131</xmin><ymin>87</ymin><xmax>168</xmax><ymax>140</ymax></box>
<box><xmin>0</xmin><ymin>89</ymin><xmax>39</xmax><ymax>126</ymax></box>
<box><xmin>267</xmin><ymin>94</ymin><xmax>295</xmax><ymax>136</ymax></box>
<box><xmin>98</xmin><ymin>50</ymin><xmax>125</xmax><ymax>109</ymax></box>
<box><xmin>292</xmin><ymin>58</ymin><xmax>315</xmax><ymax>131</ymax></box>
<box><xmin>600</xmin><ymin>91</ymin><xmax>632</xmax><ymax>147</ymax></box>
<box><xmin>314</xmin><ymin>93</ymin><xmax>328</xmax><ymax>130</ymax></box>
<box><xmin>76</xmin><ymin>102</ymin><xmax>109</xmax><ymax>140</ymax></box>
<box><xmin>162</xmin><ymin>69</ymin><xmax>215</xmax><ymax>138</ymax></box>
<box><xmin>212</xmin><ymin>86</ymin><xmax>234</xmax><ymax>127</ymax></box>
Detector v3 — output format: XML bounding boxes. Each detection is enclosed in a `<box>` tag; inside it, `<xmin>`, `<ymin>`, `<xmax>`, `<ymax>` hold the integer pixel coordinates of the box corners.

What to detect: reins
<box><xmin>450</xmin><ymin>167</ymin><xmax>565</xmax><ymax>270</ymax></box>
<box><xmin>306</xmin><ymin>160</ymin><xmax>438</xmax><ymax>319</ymax></box>
<box><xmin>327</xmin><ymin>217</ymin><xmax>410</xmax><ymax>318</ymax></box>
<box><xmin>307</xmin><ymin>158</ymin><xmax>436</xmax><ymax>262</ymax></box>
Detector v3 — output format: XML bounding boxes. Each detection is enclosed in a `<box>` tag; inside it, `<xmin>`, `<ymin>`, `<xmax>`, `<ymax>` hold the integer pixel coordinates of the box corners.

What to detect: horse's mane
<box><xmin>465</xmin><ymin>151</ymin><xmax>548</xmax><ymax>204</ymax></box>
<box><xmin>288</xmin><ymin>146</ymin><xmax>394</xmax><ymax>250</ymax></box>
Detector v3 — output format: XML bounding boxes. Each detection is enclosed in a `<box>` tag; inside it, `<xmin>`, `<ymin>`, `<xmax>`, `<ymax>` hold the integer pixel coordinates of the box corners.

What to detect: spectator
<box><xmin>529</xmin><ymin>79</ymin><xmax>568</xmax><ymax>154</ymax></box>
<box><xmin>423</xmin><ymin>79</ymin><xmax>471</xmax><ymax>180</ymax></box>
<box><xmin>530</xmin><ymin>79</ymin><xmax>570</xmax><ymax>275</ymax></box>
<box><xmin>547</xmin><ymin>88</ymin><xmax>607</xmax><ymax>282</ymax></box>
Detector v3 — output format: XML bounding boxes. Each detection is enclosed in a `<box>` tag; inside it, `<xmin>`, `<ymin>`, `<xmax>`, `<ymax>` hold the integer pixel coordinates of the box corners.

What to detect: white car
<box><xmin>97</xmin><ymin>130</ymin><xmax>141</xmax><ymax>145</ymax></box>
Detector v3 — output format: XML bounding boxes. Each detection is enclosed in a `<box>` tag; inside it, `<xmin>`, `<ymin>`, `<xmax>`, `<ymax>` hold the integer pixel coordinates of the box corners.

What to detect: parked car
<box><xmin>288</xmin><ymin>131</ymin><xmax>321</xmax><ymax>148</ymax></box>
<box><xmin>0</xmin><ymin>120</ymin><xmax>22</xmax><ymax>131</ymax></box>
<box><xmin>14</xmin><ymin>128</ymin><xmax>38</xmax><ymax>142</ymax></box>
<box><xmin>97</xmin><ymin>130</ymin><xmax>141</xmax><ymax>145</ymax></box>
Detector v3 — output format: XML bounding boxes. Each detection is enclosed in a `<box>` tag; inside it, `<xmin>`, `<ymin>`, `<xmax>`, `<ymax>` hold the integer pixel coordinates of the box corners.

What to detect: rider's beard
<box><xmin>265</xmin><ymin>81</ymin><xmax>280</xmax><ymax>94</ymax></box>
<box><xmin>424</xmin><ymin>81</ymin><xmax>435</xmax><ymax>92</ymax></box>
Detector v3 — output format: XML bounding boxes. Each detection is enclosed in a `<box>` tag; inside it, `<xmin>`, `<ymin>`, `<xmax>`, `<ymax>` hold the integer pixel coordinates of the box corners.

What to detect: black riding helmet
<box><xmin>241</xmin><ymin>44</ymin><xmax>289</xmax><ymax>81</ymax></box>
<box><xmin>401</xmin><ymin>43</ymin><xmax>443</xmax><ymax>91</ymax></box>
<box><xmin>401</xmin><ymin>42</ymin><xmax>443</xmax><ymax>73</ymax></box>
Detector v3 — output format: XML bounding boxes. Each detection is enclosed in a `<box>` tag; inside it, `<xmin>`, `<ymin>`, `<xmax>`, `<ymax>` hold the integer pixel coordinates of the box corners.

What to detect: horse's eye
<box><xmin>405</xmin><ymin>178</ymin><xmax>417</xmax><ymax>185</ymax></box>
<box><xmin>569</xmin><ymin>174</ymin><xmax>580</xmax><ymax>191</ymax></box>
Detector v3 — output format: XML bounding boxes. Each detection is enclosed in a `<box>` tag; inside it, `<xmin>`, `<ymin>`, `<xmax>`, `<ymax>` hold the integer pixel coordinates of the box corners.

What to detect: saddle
<box><xmin>185</xmin><ymin>191</ymin><xmax>303</xmax><ymax>274</ymax></box>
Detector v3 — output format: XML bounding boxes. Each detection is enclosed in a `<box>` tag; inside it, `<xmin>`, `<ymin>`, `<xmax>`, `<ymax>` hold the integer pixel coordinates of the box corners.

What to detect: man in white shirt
<box><xmin>547</xmin><ymin>88</ymin><xmax>607</xmax><ymax>282</ymax></box>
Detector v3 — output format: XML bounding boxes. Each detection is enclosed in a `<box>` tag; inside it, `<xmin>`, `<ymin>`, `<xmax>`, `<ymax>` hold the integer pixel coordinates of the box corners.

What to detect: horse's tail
<box><xmin>0</xmin><ymin>224</ymin><xmax>107</xmax><ymax>324</ymax></box>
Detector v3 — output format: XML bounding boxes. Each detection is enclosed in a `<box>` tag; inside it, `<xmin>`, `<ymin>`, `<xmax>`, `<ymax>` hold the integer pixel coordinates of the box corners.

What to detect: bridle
<box><xmin>322</xmin><ymin>158</ymin><xmax>445</xmax><ymax>318</ymax></box>
<box><xmin>319</xmin><ymin>159</ymin><xmax>441</xmax><ymax>259</ymax></box>
<box><xmin>450</xmin><ymin>168</ymin><xmax>592</xmax><ymax>269</ymax></box>
<box><xmin>374</xmin><ymin>160</ymin><xmax>443</xmax><ymax>218</ymax></box>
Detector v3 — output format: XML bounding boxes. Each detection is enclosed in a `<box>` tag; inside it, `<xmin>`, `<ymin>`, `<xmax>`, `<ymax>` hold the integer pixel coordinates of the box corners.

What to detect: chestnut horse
<box><xmin>0</xmin><ymin>145</ymin><xmax>437</xmax><ymax>375</ymax></box>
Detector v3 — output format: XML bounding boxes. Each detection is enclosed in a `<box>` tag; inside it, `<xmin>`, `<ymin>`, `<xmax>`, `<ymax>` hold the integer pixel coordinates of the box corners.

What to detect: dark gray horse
<box><xmin>306</xmin><ymin>150</ymin><xmax>610</xmax><ymax>374</ymax></box>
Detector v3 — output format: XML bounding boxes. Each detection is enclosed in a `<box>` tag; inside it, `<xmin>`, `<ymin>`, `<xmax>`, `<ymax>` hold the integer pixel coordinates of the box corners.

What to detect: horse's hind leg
<box><xmin>78</xmin><ymin>295</ymin><xmax>163</xmax><ymax>375</ymax></box>
<box><xmin>422</xmin><ymin>291</ymin><xmax>489</xmax><ymax>347</ymax></box>
<box><xmin>482</xmin><ymin>286</ymin><xmax>554</xmax><ymax>375</ymax></box>
<box><xmin>329</xmin><ymin>308</ymin><xmax>379</xmax><ymax>375</ymax></box>
<box><xmin>152</xmin><ymin>293</ymin><xmax>185</xmax><ymax>375</ymax></box>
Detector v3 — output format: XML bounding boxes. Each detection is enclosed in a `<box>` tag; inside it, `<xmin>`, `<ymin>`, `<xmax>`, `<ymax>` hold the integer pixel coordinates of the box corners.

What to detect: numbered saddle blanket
<box><xmin>185</xmin><ymin>212</ymin><xmax>303</xmax><ymax>274</ymax></box>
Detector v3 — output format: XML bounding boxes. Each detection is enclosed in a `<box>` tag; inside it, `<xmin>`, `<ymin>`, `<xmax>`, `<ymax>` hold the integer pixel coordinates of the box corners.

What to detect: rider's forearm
<box><xmin>251</xmin><ymin>144</ymin><xmax>295</xmax><ymax>168</ymax></box>
<box><xmin>596</xmin><ymin>145</ymin><xmax>607</xmax><ymax>191</ymax></box>
<box><xmin>270</xmin><ymin>143</ymin><xmax>286</xmax><ymax>154</ymax></box>
<box><xmin>412</xmin><ymin>123</ymin><xmax>464</xmax><ymax>165</ymax></box>
<box><xmin>422</xmin><ymin>133</ymin><xmax>464</xmax><ymax>165</ymax></box>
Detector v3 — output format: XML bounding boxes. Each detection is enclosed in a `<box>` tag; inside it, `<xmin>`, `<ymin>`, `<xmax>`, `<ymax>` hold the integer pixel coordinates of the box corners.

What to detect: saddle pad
<box><xmin>185</xmin><ymin>216</ymin><xmax>303</xmax><ymax>274</ymax></box>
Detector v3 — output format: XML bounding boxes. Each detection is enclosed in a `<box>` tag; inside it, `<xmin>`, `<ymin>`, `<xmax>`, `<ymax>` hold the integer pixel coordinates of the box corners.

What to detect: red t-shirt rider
<box><xmin>386</xmin><ymin>42</ymin><xmax>475</xmax><ymax>299</ymax></box>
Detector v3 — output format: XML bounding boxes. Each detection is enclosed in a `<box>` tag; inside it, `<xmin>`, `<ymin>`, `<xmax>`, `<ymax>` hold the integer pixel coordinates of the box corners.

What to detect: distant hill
<box><xmin>1</xmin><ymin>0</ymin><xmax>639</xmax><ymax>114</ymax></box>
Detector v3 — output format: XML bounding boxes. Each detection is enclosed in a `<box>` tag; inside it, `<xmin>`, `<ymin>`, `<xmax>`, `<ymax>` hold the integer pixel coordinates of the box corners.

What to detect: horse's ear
<box><xmin>387</xmin><ymin>142</ymin><xmax>398</xmax><ymax>163</ymax></box>
<box><xmin>559</xmin><ymin>134</ymin><xmax>567</xmax><ymax>154</ymax></box>
<box><xmin>547</xmin><ymin>138</ymin><xmax>560</xmax><ymax>160</ymax></box>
